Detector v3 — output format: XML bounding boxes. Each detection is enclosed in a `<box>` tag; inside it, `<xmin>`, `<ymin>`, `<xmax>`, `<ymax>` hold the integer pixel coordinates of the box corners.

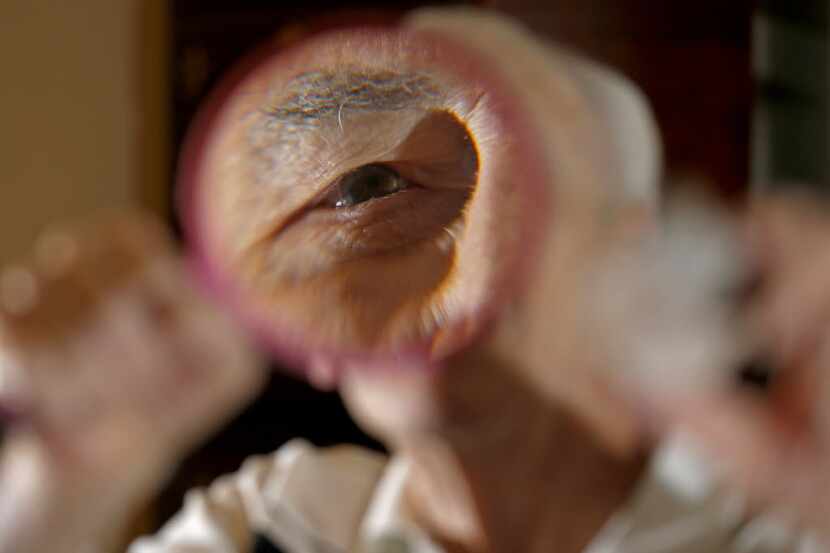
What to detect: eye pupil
<box><xmin>331</xmin><ymin>164</ymin><xmax>407</xmax><ymax>208</ymax></box>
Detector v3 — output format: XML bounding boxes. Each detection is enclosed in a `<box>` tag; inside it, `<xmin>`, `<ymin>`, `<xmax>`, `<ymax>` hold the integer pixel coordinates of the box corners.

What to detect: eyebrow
<box><xmin>263</xmin><ymin>70</ymin><xmax>442</xmax><ymax>125</ymax></box>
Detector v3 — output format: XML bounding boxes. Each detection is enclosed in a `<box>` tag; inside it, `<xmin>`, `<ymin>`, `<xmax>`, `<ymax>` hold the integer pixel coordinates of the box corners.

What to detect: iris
<box><xmin>326</xmin><ymin>164</ymin><xmax>409</xmax><ymax>208</ymax></box>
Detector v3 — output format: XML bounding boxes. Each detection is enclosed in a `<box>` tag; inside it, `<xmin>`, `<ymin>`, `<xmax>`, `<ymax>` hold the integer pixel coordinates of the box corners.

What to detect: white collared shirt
<box><xmin>129</xmin><ymin>439</ymin><xmax>825</xmax><ymax>553</ymax></box>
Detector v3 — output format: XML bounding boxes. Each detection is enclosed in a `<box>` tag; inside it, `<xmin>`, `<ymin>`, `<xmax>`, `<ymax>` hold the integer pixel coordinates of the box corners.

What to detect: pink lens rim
<box><xmin>176</xmin><ymin>22</ymin><xmax>552</xmax><ymax>381</ymax></box>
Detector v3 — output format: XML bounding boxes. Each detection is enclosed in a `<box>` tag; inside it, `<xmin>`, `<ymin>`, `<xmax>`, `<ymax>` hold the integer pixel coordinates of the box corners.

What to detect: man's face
<box><xmin>185</xmin><ymin>8</ymin><xmax>658</xmax><ymax>399</ymax></box>
<box><xmin>188</xmin><ymin>16</ymin><xmax>552</xmax><ymax>369</ymax></box>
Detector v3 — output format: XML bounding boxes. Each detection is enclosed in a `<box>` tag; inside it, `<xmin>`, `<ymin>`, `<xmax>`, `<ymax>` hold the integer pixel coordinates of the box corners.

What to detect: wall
<box><xmin>494</xmin><ymin>0</ymin><xmax>755</xmax><ymax>202</ymax></box>
<box><xmin>0</xmin><ymin>0</ymin><xmax>159</xmax><ymax>263</ymax></box>
<box><xmin>752</xmin><ymin>0</ymin><xmax>829</xmax><ymax>189</ymax></box>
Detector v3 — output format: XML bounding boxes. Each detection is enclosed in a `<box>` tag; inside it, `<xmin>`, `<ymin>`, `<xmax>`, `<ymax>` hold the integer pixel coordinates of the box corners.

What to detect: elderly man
<box><xmin>0</xmin><ymin>7</ymin><xmax>826</xmax><ymax>553</ymax></box>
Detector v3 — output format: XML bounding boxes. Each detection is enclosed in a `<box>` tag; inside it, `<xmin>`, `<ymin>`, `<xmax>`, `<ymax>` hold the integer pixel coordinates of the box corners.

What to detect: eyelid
<box><xmin>262</xmin><ymin>162</ymin><xmax>421</xmax><ymax>246</ymax></box>
<box><xmin>277</xmin><ymin>184</ymin><xmax>469</xmax><ymax>265</ymax></box>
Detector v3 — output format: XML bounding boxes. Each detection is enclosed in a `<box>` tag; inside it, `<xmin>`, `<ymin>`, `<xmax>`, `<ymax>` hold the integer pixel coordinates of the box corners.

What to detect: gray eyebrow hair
<box><xmin>263</xmin><ymin>69</ymin><xmax>443</xmax><ymax>125</ymax></box>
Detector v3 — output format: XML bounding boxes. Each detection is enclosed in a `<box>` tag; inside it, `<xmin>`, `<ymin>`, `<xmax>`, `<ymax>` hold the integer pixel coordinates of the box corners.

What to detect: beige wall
<box><xmin>0</xmin><ymin>0</ymin><xmax>166</xmax><ymax>263</ymax></box>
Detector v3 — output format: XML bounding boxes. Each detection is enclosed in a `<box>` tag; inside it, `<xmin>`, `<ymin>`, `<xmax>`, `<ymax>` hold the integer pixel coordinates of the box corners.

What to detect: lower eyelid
<box><xmin>273</xmin><ymin>186</ymin><xmax>469</xmax><ymax>265</ymax></box>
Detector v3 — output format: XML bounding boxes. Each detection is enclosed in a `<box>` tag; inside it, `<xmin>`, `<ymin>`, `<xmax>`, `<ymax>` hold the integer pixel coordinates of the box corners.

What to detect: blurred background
<box><xmin>0</xmin><ymin>0</ymin><xmax>827</xmax><ymax>549</ymax></box>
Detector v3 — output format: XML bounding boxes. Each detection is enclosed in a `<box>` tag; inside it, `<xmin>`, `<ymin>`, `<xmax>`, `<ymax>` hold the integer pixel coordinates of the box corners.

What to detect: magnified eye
<box><xmin>323</xmin><ymin>164</ymin><xmax>410</xmax><ymax>209</ymax></box>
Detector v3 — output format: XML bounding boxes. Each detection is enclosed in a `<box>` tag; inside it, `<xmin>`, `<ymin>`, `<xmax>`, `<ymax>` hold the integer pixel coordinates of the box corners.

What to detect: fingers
<box><xmin>746</xmin><ymin>194</ymin><xmax>830</xmax><ymax>270</ymax></box>
<box><xmin>0</xmin><ymin>211</ymin><xmax>173</xmax><ymax>342</ymax></box>
<box><xmin>739</xmin><ymin>197</ymin><xmax>830</xmax><ymax>432</ymax></box>
<box><xmin>657</xmin><ymin>195</ymin><xmax>830</xmax><ymax>528</ymax></box>
<box><xmin>663</xmin><ymin>388</ymin><xmax>830</xmax><ymax>530</ymax></box>
<box><xmin>746</xmin><ymin>199</ymin><xmax>830</xmax><ymax>368</ymax></box>
<box><xmin>0</xmin><ymin>266</ymin><xmax>40</xmax><ymax>320</ymax></box>
<box><xmin>0</xmin><ymin>210</ymin><xmax>264</xmax><ymax>477</ymax></box>
<box><xmin>0</xmin><ymin>211</ymin><xmax>172</xmax><ymax>416</ymax></box>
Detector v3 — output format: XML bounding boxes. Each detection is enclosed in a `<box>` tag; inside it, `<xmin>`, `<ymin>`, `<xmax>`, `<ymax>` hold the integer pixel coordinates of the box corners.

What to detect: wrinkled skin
<box><xmin>0</xmin><ymin>7</ymin><xmax>828</xmax><ymax>553</ymax></box>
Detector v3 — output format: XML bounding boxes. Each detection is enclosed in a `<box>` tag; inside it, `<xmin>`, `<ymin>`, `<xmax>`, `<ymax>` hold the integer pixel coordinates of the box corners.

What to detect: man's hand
<box><xmin>0</xmin><ymin>211</ymin><xmax>265</xmax><ymax>553</ymax></box>
<box><xmin>655</xmin><ymin>195</ymin><xmax>830</xmax><ymax>534</ymax></box>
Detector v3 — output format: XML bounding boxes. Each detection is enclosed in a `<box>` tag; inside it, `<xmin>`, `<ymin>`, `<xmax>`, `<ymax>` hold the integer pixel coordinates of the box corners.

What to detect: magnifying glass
<box><xmin>177</xmin><ymin>8</ymin><xmax>659</xmax><ymax>387</ymax></box>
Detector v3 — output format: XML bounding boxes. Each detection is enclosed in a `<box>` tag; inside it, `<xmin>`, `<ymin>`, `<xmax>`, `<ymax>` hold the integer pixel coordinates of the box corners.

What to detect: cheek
<box><xmin>263</xmin><ymin>241</ymin><xmax>456</xmax><ymax>349</ymax></box>
<box><xmin>233</xmin><ymin>181</ymin><xmax>472</xmax><ymax>351</ymax></box>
